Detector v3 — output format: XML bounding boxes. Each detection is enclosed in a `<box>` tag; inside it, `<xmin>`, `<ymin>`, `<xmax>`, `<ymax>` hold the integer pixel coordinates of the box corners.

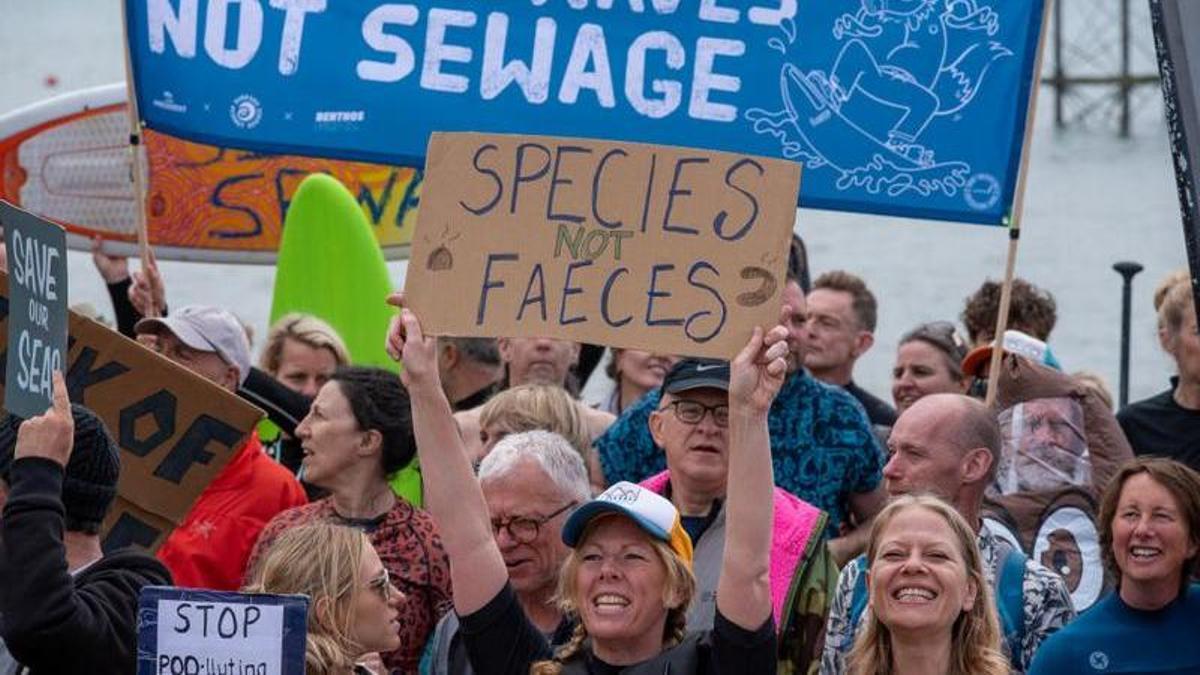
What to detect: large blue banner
<box><xmin>126</xmin><ymin>0</ymin><xmax>1046</xmax><ymax>225</ymax></box>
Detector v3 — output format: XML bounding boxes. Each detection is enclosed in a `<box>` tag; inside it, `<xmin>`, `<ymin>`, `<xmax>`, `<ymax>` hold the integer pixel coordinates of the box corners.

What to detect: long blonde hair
<box><xmin>243</xmin><ymin>523</ymin><xmax>369</xmax><ymax>675</ymax></box>
<box><xmin>530</xmin><ymin>523</ymin><xmax>696</xmax><ymax>675</ymax></box>
<box><xmin>847</xmin><ymin>495</ymin><xmax>1008</xmax><ymax>675</ymax></box>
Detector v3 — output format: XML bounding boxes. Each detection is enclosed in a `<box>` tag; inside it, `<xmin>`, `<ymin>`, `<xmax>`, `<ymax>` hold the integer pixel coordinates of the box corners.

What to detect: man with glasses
<box><xmin>596</xmin><ymin>264</ymin><xmax>886</xmax><ymax>568</ymax></box>
<box><xmin>423</xmin><ymin>430</ymin><xmax>590</xmax><ymax>675</ymax></box>
<box><xmin>135</xmin><ymin>306</ymin><xmax>306</xmax><ymax>590</ymax></box>
<box><xmin>638</xmin><ymin>359</ymin><xmax>838</xmax><ymax>674</ymax></box>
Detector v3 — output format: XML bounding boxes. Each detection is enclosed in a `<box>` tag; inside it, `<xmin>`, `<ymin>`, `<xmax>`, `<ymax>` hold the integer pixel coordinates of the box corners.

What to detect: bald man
<box><xmin>820</xmin><ymin>394</ymin><xmax>1076</xmax><ymax>674</ymax></box>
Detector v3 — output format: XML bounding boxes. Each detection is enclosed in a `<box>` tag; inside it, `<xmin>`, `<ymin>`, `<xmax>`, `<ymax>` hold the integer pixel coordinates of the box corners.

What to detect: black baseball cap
<box><xmin>660</xmin><ymin>358</ymin><xmax>729</xmax><ymax>395</ymax></box>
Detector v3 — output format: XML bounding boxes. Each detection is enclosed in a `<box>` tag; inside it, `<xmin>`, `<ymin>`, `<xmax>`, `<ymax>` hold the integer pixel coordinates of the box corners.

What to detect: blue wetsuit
<box><xmin>1028</xmin><ymin>584</ymin><xmax>1200</xmax><ymax>674</ymax></box>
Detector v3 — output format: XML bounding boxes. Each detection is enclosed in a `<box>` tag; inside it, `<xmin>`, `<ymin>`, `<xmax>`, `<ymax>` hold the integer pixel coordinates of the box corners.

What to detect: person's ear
<box><xmin>852</xmin><ymin>331</ymin><xmax>875</xmax><ymax>358</ymax></box>
<box><xmin>569</xmin><ymin>342</ymin><xmax>581</xmax><ymax>367</ymax></box>
<box><xmin>961</xmin><ymin>447</ymin><xmax>993</xmax><ymax>485</ymax></box>
<box><xmin>359</xmin><ymin>429</ymin><xmax>384</xmax><ymax>457</ymax></box>
<box><xmin>439</xmin><ymin>341</ymin><xmax>459</xmax><ymax>370</ymax></box>
<box><xmin>497</xmin><ymin>338</ymin><xmax>513</xmax><ymax>364</ymax></box>
<box><xmin>962</xmin><ymin>575</ymin><xmax>978</xmax><ymax>613</ymax></box>
<box><xmin>648</xmin><ymin>407</ymin><xmax>668</xmax><ymax>449</ymax></box>
<box><xmin>224</xmin><ymin>365</ymin><xmax>241</xmax><ymax>392</ymax></box>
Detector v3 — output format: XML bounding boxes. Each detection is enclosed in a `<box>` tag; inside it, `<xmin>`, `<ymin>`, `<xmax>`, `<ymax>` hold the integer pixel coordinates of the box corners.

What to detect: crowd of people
<box><xmin>0</xmin><ymin>233</ymin><xmax>1196</xmax><ymax>675</ymax></box>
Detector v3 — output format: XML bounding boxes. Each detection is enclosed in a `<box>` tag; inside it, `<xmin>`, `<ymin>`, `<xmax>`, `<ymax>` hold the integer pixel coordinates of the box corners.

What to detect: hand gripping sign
<box><xmin>404</xmin><ymin>132</ymin><xmax>800</xmax><ymax>359</ymax></box>
<box><xmin>0</xmin><ymin>272</ymin><xmax>263</xmax><ymax>553</ymax></box>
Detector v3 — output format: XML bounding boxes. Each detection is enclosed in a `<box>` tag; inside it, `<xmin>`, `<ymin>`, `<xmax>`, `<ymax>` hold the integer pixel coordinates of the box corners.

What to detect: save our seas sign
<box><xmin>125</xmin><ymin>0</ymin><xmax>1046</xmax><ymax>225</ymax></box>
<box><xmin>0</xmin><ymin>272</ymin><xmax>262</xmax><ymax>552</ymax></box>
<box><xmin>405</xmin><ymin>132</ymin><xmax>799</xmax><ymax>359</ymax></box>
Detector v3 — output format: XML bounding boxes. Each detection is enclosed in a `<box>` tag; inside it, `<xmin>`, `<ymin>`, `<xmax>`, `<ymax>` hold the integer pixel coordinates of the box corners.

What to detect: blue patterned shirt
<box><xmin>594</xmin><ymin>370</ymin><xmax>883</xmax><ymax>536</ymax></box>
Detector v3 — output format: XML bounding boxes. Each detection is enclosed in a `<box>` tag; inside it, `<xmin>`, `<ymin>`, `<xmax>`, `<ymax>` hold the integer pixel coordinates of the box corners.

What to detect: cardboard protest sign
<box><xmin>0</xmin><ymin>201</ymin><xmax>68</xmax><ymax>419</ymax></box>
<box><xmin>405</xmin><ymin>132</ymin><xmax>799</xmax><ymax>359</ymax></box>
<box><xmin>0</xmin><ymin>273</ymin><xmax>263</xmax><ymax>552</ymax></box>
<box><xmin>137</xmin><ymin>586</ymin><xmax>307</xmax><ymax>675</ymax></box>
<box><xmin>982</xmin><ymin>354</ymin><xmax>1133</xmax><ymax>612</ymax></box>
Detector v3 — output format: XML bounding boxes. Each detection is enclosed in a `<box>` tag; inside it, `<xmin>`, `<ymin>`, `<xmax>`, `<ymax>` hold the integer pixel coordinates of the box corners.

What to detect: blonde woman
<box><xmin>1117</xmin><ymin>273</ymin><xmax>1200</xmax><ymax>470</ymax></box>
<box><xmin>245</xmin><ymin>523</ymin><xmax>401</xmax><ymax>675</ymax></box>
<box><xmin>477</xmin><ymin>384</ymin><xmax>606</xmax><ymax>490</ymax></box>
<box><xmin>389</xmin><ymin>301</ymin><xmax>788</xmax><ymax>674</ymax></box>
<box><xmin>260</xmin><ymin>313</ymin><xmax>352</xmax><ymax>398</ymax></box>
<box><xmin>848</xmin><ymin>494</ymin><xmax>1008</xmax><ymax>675</ymax></box>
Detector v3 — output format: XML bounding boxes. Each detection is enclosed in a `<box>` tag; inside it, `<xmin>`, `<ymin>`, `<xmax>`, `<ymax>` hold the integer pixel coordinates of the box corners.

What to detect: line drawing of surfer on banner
<box><xmin>748</xmin><ymin>0</ymin><xmax>1013</xmax><ymax>205</ymax></box>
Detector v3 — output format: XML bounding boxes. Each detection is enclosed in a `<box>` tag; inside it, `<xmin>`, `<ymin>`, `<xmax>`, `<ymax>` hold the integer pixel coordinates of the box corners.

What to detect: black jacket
<box><xmin>0</xmin><ymin>457</ymin><xmax>172</xmax><ymax>675</ymax></box>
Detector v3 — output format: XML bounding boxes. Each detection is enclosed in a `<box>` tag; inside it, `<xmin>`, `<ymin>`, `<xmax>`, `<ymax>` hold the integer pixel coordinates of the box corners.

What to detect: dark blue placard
<box><xmin>1</xmin><ymin>201</ymin><xmax>69</xmax><ymax>420</ymax></box>
<box><xmin>137</xmin><ymin>586</ymin><xmax>308</xmax><ymax>675</ymax></box>
<box><xmin>125</xmin><ymin>0</ymin><xmax>1046</xmax><ymax>225</ymax></box>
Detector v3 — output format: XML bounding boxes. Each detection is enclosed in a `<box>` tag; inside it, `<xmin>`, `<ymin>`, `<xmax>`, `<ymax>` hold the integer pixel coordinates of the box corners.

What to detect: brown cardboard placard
<box><xmin>405</xmin><ymin>133</ymin><xmax>801</xmax><ymax>359</ymax></box>
<box><xmin>0</xmin><ymin>273</ymin><xmax>263</xmax><ymax>552</ymax></box>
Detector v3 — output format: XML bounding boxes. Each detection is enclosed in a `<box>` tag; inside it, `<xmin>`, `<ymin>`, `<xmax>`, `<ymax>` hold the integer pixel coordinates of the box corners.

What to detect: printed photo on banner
<box><xmin>404</xmin><ymin>132</ymin><xmax>799</xmax><ymax>359</ymax></box>
<box><xmin>0</xmin><ymin>201</ymin><xmax>68</xmax><ymax>419</ymax></box>
<box><xmin>124</xmin><ymin>0</ymin><xmax>1048</xmax><ymax>225</ymax></box>
<box><xmin>137</xmin><ymin>586</ymin><xmax>307</xmax><ymax>675</ymax></box>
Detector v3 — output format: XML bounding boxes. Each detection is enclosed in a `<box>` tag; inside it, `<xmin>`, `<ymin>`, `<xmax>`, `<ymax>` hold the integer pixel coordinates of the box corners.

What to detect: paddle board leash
<box><xmin>1112</xmin><ymin>261</ymin><xmax>1144</xmax><ymax>408</ymax></box>
<box><xmin>984</xmin><ymin>0</ymin><xmax>1054</xmax><ymax>408</ymax></box>
<box><xmin>119</xmin><ymin>0</ymin><xmax>156</xmax><ymax>314</ymax></box>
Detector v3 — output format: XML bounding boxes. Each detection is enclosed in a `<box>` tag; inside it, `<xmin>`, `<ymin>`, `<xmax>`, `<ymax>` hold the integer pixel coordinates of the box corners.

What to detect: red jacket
<box><xmin>157</xmin><ymin>433</ymin><xmax>307</xmax><ymax>590</ymax></box>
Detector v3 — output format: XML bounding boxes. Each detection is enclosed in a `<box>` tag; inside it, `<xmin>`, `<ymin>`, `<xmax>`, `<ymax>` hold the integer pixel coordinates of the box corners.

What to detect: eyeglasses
<box><xmin>491</xmin><ymin>501</ymin><xmax>577</xmax><ymax>544</ymax></box>
<box><xmin>364</xmin><ymin>568</ymin><xmax>391</xmax><ymax>601</ymax></box>
<box><xmin>664</xmin><ymin>400</ymin><xmax>730</xmax><ymax>427</ymax></box>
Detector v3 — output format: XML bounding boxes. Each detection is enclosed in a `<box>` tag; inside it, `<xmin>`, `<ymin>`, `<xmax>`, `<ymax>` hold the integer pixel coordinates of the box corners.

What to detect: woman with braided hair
<box><xmin>388</xmin><ymin>296</ymin><xmax>787</xmax><ymax>675</ymax></box>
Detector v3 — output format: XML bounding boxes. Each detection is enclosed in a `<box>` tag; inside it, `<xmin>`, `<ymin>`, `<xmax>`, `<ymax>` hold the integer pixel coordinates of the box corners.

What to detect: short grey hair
<box><xmin>441</xmin><ymin>336</ymin><xmax>501</xmax><ymax>367</ymax></box>
<box><xmin>478</xmin><ymin>430</ymin><xmax>591</xmax><ymax>503</ymax></box>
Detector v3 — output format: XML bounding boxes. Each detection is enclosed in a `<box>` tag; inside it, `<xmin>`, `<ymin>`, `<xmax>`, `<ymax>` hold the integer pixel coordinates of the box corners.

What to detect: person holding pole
<box><xmin>387</xmin><ymin>297</ymin><xmax>786</xmax><ymax>674</ymax></box>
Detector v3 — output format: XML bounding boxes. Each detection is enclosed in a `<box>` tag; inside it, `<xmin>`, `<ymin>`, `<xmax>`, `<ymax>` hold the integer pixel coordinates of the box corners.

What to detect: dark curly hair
<box><xmin>329</xmin><ymin>367</ymin><xmax>416</xmax><ymax>475</ymax></box>
<box><xmin>960</xmin><ymin>278</ymin><xmax>1057</xmax><ymax>344</ymax></box>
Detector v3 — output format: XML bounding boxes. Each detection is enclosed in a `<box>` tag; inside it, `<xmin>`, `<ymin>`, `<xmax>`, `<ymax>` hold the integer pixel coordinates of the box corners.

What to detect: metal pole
<box><xmin>1055</xmin><ymin>0</ymin><xmax>1065</xmax><ymax>128</ymax></box>
<box><xmin>1113</xmin><ymin>261</ymin><xmax>1144</xmax><ymax>408</ymax></box>
<box><xmin>1121</xmin><ymin>0</ymin><xmax>1132</xmax><ymax>137</ymax></box>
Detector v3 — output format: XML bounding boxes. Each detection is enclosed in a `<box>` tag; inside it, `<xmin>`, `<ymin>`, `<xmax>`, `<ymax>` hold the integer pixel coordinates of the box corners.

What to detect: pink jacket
<box><xmin>641</xmin><ymin>470</ymin><xmax>824</xmax><ymax>628</ymax></box>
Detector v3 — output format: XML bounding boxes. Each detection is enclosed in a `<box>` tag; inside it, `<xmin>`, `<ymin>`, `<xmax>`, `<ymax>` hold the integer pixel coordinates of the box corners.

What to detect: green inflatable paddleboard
<box><xmin>269</xmin><ymin>173</ymin><xmax>421</xmax><ymax>506</ymax></box>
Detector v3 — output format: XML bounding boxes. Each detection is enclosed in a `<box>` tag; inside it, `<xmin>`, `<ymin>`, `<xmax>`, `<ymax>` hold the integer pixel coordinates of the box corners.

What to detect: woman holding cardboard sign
<box><xmin>388</xmin><ymin>294</ymin><xmax>784</xmax><ymax>674</ymax></box>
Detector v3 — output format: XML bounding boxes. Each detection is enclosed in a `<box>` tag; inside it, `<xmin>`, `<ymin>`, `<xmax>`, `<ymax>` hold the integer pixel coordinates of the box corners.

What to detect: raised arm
<box><xmin>385</xmin><ymin>297</ymin><xmax>507</xmax><ymax>615</ymax></box>
<box><xmin>718</xmin><ymin>322</ymin><xmax>790</xmax><ymax>630</ymax></box>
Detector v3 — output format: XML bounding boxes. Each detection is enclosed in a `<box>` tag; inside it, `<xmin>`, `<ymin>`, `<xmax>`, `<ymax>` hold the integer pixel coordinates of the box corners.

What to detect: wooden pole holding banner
<box><xmin>984</xmin><ymin>0</ymin><xmax>1056</xmax><ymax>408</ymax></box>
<box><xmin>118</xmin><ymin>0</ymin><xmax>155</xmax><ymax>302</ymax></box>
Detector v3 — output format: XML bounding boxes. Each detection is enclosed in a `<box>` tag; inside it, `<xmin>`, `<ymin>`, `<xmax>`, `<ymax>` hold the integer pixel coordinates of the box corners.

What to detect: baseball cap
<box><xmin>135</xmin><ymin>305</ymin><xmax>252</xmax><ymax>384</ymax></box>
<box><xmin>961</xmin><ymin>329</ymin><xmax>1062</xmax><ymax>378</ymax></box>
<box><xmin>562</xmin><ymin>481</ymin><xmax>693</xmax><ymax>565</ymax></box>
<box><xmin>660</xmin><ymin>358</ymin><xmax>729</xmax><ymax>396</ymax></box>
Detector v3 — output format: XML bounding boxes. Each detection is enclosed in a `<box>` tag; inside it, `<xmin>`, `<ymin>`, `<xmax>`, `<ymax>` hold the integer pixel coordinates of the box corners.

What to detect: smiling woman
<box><xmin>1028</xmin><ymin>457</ymin><xmax>1200</xmax><ymax>674</ymax></box>
<box><xmin>391</xmin><ymin>301</ymin><xmax>788</xmax><ymax>674</ymax></box>
<box><xmin>849</xmin><ymin>494</ymin><xmax>1008</xmax><ymax>675</ymax></box>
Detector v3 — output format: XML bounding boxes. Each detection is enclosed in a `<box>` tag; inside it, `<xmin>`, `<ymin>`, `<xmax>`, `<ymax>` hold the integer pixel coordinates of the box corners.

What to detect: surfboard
<box><xmin>0</xmin><ymin>84</ymin><xmax>419</xmax><ymax>262</ymax></box>
<box><xmin>268</xmin><ymin>173</ymin><xmax>421</xmax><ymax>506</ymax></box>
